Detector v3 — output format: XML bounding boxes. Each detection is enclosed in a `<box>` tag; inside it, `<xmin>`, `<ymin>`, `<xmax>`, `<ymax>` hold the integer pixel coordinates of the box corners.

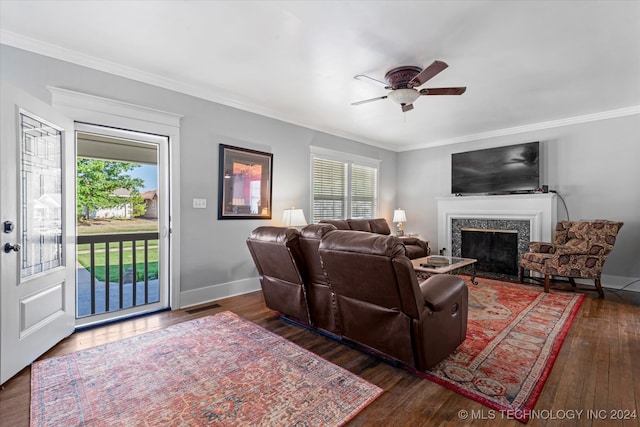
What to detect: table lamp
<box><xmin>393</xmin><ymin>209</ymin><xmax>407</xmax><ymax>236</ymax></box>
<box><xmin>282</xmin><ymin>208</ymin><xmax>308</xmax><ymax>229</ymax></box>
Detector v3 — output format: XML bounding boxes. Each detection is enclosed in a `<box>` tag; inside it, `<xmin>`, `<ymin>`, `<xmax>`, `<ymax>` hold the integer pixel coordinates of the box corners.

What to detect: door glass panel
<box><xmin>20</xmin><ymin>113</ymin><xmax>63</xmax><ymax>278</ymax></box>
<box><xmin>75</xmin><ymin>131</ymin><xmax>162</xmax><ymax>320</ymax></box>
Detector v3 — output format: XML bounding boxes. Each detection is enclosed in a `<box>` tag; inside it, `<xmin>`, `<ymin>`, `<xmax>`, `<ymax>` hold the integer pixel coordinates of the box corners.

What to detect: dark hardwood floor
<box><xmin>1</xmin><ymin>283</ymin><xmax>638</xmax><ymax>427</ymax></box>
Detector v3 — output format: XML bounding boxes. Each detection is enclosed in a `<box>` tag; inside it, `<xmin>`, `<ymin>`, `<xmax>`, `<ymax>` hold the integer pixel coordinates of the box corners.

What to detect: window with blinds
<box><xmin>351</xmin><ymin>164</ymin><xmax>377</xmax><ymax>218</ymax></box>
<box><xmin>312</xmin><ymin>158</ymin><xmax>346</xmax><ymax>220</ymax></box>
<box><xmin>311</xmin><ymin>150</ymin><xmax>378</xmax><ymax>222</ymax></box>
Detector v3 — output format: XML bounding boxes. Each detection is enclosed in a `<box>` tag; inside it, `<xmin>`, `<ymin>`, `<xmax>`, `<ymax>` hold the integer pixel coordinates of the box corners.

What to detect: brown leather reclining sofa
<box><xmin>246</xmin><ymin>224</ymin><xmax>468</xmax><ymax>371</ymax></box>
<box><xmin>319</xmin><ymin>218</ymin><xmax>430</xmax><ymax>259</ymax></box>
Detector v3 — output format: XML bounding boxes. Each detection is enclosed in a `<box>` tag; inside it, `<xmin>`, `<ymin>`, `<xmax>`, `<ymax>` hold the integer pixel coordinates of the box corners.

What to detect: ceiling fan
<box><xmin>352</xmin><ymin>60</ymin><xmax>466</xmax><ymax>112</ymax></box>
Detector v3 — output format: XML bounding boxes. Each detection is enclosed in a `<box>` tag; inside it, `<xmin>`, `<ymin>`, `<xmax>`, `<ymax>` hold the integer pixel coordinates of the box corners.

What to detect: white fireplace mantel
<box><xmin>437</xmin><ymin>194</ymin><xmax>557</xmax><ymax>256</ymax></box>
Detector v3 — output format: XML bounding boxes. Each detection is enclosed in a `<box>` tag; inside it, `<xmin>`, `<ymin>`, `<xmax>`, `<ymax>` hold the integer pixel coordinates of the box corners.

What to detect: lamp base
<box><xmin>396</xmin><ymin>223</ymin><xmax>404</xmax><ymax>237</ymax></box>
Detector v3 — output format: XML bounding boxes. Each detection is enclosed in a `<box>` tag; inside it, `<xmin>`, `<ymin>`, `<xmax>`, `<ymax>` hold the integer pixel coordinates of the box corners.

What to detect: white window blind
<box><xmin>312</xmin><ymin>157</ymin><xmax>347</xmax><ymax>220</ymax></box>
<box><xmin>351</xmin><ymin>164</ymin><xmax>377</xmax><ymax>218</ymax></box>
<box><xmin>311</xmin><ymin>148</ymin><xmax>379</xmax><ymax>222</ymax></box>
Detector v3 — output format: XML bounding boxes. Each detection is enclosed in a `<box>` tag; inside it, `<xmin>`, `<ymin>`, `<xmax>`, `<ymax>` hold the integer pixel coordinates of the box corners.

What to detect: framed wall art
<box><xmin>218</xmin><ymin>144</ymin><xmax>273</xmax><ymax>219</ymax></box>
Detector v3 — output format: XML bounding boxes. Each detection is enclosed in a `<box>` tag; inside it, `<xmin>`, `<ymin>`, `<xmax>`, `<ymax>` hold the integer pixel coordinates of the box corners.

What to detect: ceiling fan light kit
<box><xmin>388</xmin><ymin>88</ymin><xmax>420</xmax><ymax>105</ymax></box>
<box><xmin>352</xmin><ymin>60</ymin><xmax>466</xmax><ymax>112</ymax></box>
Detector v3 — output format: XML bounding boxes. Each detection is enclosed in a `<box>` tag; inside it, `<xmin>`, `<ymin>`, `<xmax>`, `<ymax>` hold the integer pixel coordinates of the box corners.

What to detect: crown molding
<box><xmin>399</xmin><ymin>105</ymin><xmax>640</xmax><ymax>152</ymax></box>
<box><xmin>2</xmin><ymin>30</ymin><xmax>393</xmax><ymax>151</ymax></box>
<box><xmin>0</xmin><ymin>31</ymin><xmax>294</xmax><ymax>121</ymax></box>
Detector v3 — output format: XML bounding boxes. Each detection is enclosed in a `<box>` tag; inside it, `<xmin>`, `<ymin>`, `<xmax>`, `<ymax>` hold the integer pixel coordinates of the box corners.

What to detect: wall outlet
<box><xmin>193</xmin><ymin>198</ymin><xmax>207</xmax><ymax>209</ymax></box>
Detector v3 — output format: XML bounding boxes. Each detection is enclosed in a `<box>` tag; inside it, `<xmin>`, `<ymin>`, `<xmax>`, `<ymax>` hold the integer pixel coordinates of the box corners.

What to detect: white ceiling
<box><xmin>1</xmin><ymin>1</ymin><xmax>639</xmax><ymax>152</ymax></box>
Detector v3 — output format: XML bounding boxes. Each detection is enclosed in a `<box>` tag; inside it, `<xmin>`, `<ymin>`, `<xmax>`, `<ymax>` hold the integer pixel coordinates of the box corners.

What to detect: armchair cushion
<box><xmin>554</xmin><ymin>239</ymin><xmax>590</xmax><ymax>255</ymax></box>
<box><xmin>557</xmin><ymin>220</ymin><xmax>621</xmax><ymax>253</ymax></box>
<box><xmin>520</xmin><ymin>252</ymin><xmax>554</xmax><ymax>272</ymax></box>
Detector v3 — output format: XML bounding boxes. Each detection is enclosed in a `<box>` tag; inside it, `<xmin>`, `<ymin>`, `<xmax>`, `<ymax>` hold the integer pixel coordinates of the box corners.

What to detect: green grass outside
<box><xmin>77</xmin><ymin>218</ymin><xmax>159</xmax><ymax>235</ymax></box>
<box><xmin>77</xmin><ymin>245</ymin><xmax>159</xmax><ymax>282</ymax></box>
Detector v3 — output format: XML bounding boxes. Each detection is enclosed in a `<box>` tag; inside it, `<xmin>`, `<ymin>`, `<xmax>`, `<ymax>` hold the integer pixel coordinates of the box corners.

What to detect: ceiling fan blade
<box><xmin>354</xmin><ymin>74</ymin><xmax>389</xmax><ymax>88</ymax></box>
<box><xmin>409</xmin><ymin>60</ymin><xmax>448</xmax><ymax>87</ymax></box>
<box><xmin>401</xmin><ymin>103</ymin><xmax>414</xmax><ymax>112</ymax></box>
<box><xmin>351</xmin><ymin>95</ymin><xmax>388</xmax><ymax>106</ymax></box>
<box><xmin>420</xmin><ymin>87</ymin><xmax>467</xmax><ymax>96</ymax></box>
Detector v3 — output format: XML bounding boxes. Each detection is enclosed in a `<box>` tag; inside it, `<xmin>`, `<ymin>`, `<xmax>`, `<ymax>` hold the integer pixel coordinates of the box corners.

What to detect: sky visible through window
<box><xmin>130</xmin><ymin>164</ymin><xmax>158</xmax><ymax>192</ymax></box>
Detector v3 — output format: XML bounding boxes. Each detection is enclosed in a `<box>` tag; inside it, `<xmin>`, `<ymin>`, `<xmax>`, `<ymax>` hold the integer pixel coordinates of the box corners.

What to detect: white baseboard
<box><xmin>601</xmin><ymin>274</ymin><xmax>640</xmax><ymax>292</ymax></box>
<box><xmin>179</xmin><ymin>277</ymin><xmax>261</xmax><ymax>309</ymax></box>
<box><xmin>532</xmin><ymin>273</ymin><xmax>639</xmax><ymax>293</ymax></box>
<box><xmin>177</xmin><ymin>272</ymin><xmax>639</xmax><ymax>310</ymax></box>
<box><xmin>529</xmin><ymin>272</ymin><xmax>639</xmax><ymax>293</ymax></box>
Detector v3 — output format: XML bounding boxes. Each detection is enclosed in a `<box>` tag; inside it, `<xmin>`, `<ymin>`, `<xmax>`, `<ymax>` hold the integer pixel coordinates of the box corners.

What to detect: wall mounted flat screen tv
<box><xmin>451</xmin><ymin>142</ymin><xmax>540</xmax><ymax>195</ymax></box>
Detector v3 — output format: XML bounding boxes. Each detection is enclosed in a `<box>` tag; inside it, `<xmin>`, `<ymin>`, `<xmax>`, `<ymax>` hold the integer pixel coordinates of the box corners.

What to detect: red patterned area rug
<box><xmin>411</xmin><ymin>276</ymin><xmax>584</xmax><ymax>423</ymax></box>
<box><xmin>30</xmin><ymin>311</ymin><xmax>383</xmax><ymax>426</ymax></box>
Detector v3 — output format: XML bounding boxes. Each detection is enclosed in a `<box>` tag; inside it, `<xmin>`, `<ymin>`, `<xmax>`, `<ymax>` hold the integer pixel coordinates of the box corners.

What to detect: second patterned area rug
<box><xmin>30</xmin><ymin>311</ymin><xmax>383</xmax><ymax>426</ymax></box>
<box><xmin>412</xmin><ymin>276</ymin><xmax>584</xmax><ymax>423</ymax></box>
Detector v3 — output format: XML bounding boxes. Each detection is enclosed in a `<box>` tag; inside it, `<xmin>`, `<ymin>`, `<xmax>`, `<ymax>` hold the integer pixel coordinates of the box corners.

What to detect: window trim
<box><xmin>309</xmin><ymin>146</ymin><xmax>380</xmax><ymax>223</ymax></box>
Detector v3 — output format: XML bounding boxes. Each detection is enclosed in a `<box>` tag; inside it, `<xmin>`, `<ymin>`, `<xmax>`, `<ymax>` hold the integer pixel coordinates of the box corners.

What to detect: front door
<box><xmin>0</xmin><ymin>82</ymin><xmax>76</xmax><ymax>384</ymax></box>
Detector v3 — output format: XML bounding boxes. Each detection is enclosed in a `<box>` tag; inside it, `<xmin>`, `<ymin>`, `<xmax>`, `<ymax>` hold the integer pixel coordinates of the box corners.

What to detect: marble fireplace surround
<box><xmin>452</xmin><ymin>219</ymin><xmax>529</xmax><ymax>267</ymax></box>
<box><xmin>437</xmin><ymin>194</ymin><xmax>558</xmax><ymax>260</ymax></box>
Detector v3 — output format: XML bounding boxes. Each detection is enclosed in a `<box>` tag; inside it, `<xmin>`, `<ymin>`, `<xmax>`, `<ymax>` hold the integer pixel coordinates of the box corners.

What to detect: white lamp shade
<box><xmin>282</xmin><ymin>208</ymin><xmax>308</xmax><ymax>227</ymax></box>
<box><xmin>393</xmin><ymin>209</ymin><xmax>407</xmax><ymax>223</ymax></box>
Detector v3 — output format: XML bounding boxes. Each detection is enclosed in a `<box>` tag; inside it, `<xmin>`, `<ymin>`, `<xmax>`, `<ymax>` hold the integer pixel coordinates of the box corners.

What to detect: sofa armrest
<box><xmin>528</xmin><ymin>241</ymin><xmax>556</xmax><ymax>253</ymax></box>
<box><xmin>399</xmin><ymin>236</ymin><xmax>430</xmax><ymax>252</ymax></box>
<box><xmin>419</xmin><ymin>274</ymin><xmax>466</xmax><ymax>312</ymax></box>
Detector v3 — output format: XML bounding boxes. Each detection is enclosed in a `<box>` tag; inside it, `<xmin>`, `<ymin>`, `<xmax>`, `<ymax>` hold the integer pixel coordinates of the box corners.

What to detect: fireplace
<box><xmin>451</xmin><ymin>218</ymin><xmax>530</xmax><ymax>277</ymax></box>
<box><xmin>461</xmin><ymin>228</ymin><xmax>519</xmax><ymax>275</ymax></box>
<box><xmin>437</xmin><ymin>194</ymin><xmax>558</xmax><ymax>278</ymax></box>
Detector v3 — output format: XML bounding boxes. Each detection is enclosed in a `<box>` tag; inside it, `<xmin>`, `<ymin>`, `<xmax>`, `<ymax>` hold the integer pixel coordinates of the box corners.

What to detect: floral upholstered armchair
<box><xmin>519</xmin><ymin>220</ymin><xmax>623</xmax><ymax>298</ymax></box>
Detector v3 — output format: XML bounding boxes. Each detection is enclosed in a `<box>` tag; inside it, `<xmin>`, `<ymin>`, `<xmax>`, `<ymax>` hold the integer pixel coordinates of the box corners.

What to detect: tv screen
<box><xmin>451</xmin><ymin>142</ymin><xmax>540</xmax><ymax>195</ymax></box>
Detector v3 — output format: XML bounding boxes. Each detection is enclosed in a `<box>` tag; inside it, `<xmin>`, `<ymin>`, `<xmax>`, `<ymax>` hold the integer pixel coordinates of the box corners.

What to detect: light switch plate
<box><xmin>193</xmin><ymin>198</ymin><xmax>207</xmax><ymax>209</ymax></box>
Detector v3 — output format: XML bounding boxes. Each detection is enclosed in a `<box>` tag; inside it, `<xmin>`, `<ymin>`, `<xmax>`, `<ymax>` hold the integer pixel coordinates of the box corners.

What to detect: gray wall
<box><xmin>397</xmin><ymin>114</ymin><xmax>640</xmax><ymax>282</ymax></box>
<box><xmin>0</xmin><ymin>45</ymin><xmax>397</xmax><ymax>302</ymax></box>
<box><xmin>3</xmin><ymin>43</ymin><xmax>637</xmax><ymax>296</ymax></box>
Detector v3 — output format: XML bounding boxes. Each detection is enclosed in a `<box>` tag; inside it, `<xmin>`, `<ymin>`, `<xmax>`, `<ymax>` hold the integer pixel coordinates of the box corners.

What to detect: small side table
<box><xmin>412</xmin><ymin>255</ymin><xmax>478</xmax><ymax>286</ymax></box>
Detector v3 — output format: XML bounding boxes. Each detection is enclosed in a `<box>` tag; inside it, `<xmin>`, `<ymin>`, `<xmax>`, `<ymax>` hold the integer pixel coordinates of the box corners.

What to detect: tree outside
<box><xmin>76</xmin><ymin>158</ymin><xmax>146</xmax><ymax>222</ymax></box>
